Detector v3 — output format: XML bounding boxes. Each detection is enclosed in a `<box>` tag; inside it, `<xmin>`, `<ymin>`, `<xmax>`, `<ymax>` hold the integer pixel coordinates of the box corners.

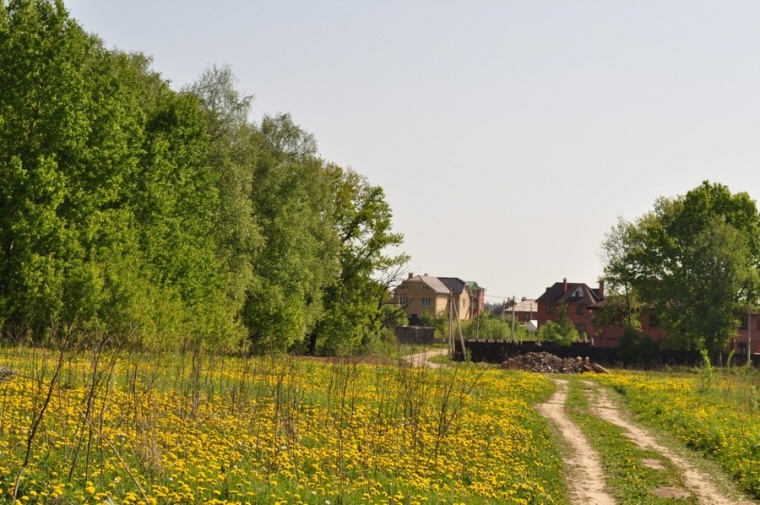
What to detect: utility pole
<box><xmin>448</xmin><ymin>290</ymin><xmax>454</xmax><ymax>357</ymax></box>
<box><xmin>510</xmin><ymin>296</ymin><xmax>516</xmax><ymax>342</ymax></box>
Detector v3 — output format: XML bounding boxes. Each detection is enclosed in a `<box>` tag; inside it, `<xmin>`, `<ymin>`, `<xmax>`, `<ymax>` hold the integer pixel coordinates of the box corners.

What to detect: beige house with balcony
<box><xmin>394</xmin><ymin>274</ymin><xmax>476</xmax><ymax>325</ymax></box>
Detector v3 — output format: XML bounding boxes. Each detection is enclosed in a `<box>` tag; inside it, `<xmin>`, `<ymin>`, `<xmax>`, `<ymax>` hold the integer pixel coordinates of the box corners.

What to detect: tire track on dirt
<box><xmin>536</xmin><ymin>379</ymin><xmax>616</xmax><ymax>505</ymax></box>
<box><xmin>581</xmin><ymin>380</ymin><xmax>756</xmax><ymax>505</ymax></box>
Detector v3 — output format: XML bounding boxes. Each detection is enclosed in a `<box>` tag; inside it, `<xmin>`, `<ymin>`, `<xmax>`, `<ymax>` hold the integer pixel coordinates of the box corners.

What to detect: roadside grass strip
<box><xmin>591</xmin><ymin>370</ymin><xmax>760</xmax><ymax>500</ymax></box>
<box><xmin>564</xmin><ymin>379</ymin><xmax>698</xmax><ymax>504</ymax></box>
<box><xmin>0</xmin><ymin>348</ymin><xmax>569</xmax><ymax>504</ymax></box>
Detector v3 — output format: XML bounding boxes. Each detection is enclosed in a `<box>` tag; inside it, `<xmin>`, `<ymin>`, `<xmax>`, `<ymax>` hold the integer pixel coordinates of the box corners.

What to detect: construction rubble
<box><xmin>501</xmin><ymin>352</ymin><xmax>610</xmax><ymax>374</ymax></box>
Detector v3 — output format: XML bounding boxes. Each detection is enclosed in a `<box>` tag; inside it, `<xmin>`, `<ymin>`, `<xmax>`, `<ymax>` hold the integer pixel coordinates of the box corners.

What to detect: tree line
<box><xmin>0</xmin><ymin>0</ymin><xmax>408</xmax><ymax>355</ymax></box>
<box><xmin>600</xmin><ymin>181</ymin><xmax>760</xmax><ymax>356</ymax></box>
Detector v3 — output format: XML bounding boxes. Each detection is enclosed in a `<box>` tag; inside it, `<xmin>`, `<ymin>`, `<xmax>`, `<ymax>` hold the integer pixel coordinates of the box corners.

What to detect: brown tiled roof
<box><xmin>535</xmin><ymin>281</ymin><xmax>602</xmax><ymax>305</ymax></box>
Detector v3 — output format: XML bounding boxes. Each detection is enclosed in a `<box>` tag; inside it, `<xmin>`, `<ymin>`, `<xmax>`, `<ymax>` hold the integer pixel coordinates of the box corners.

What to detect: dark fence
<box><xmin>454</xmin><ymin>340</ymin><xmax>760</xmax><ymax>367</ymax></box>
<box><xmin>395</xmin><ymin>326</ymin><xmax>436</xmax><ymax>345</ymax></box>
<box><xmin>457</xmin><ymin>341</ymin><xmax>616</xmax><ymax>364</ymax></box>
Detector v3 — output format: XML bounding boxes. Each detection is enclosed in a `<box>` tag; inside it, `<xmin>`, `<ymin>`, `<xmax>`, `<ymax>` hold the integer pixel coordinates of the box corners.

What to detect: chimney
<box><xmin>599</xmin><ymin>279</ymin><xmax>605</xmax><ymax>299</ymax></box>
<box><xmin>563</xmin><ymin>277</ymin><xmax>568</xmax><ymax>293</ymax></box>
<box><xmin>408</xmin><ymin>272</ymin><xmax>413</xmax><ymax>279</ymax></box>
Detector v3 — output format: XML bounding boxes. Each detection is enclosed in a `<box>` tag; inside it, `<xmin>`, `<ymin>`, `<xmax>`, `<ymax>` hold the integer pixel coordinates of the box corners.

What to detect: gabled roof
<box><xmin>410</xmin><ymin>275</ymin><xmax>450</xmax><ymax>294</ymax></box>
<box><xmin>466</xmin><ymin>281</ymin><xmax>486</xmax><ymax>292</ymax></box>
<box><xmin>536</xmin><ymin>281</ymin><xmax>602</xmax><ymax>305</ymax></box>
<box><xmin>438</xmin><ymin>277</ymin><xmax>467</xmax><ymax>295</ymax></box>
<box><xmin>510</xmin><ymin>298</ymin><xmax>537</xmax><ymax>313</ymax></box>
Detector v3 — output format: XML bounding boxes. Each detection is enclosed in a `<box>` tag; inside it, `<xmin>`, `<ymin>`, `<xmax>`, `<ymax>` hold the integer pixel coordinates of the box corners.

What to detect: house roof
<box><xmin>510</xmin><ymin>298</ymin><xmax>537</xmax><ymax>313</ymax></box>
<box><xmin>438</xmin><ymin>277</ymin><xmax>467</xmax><ymax>295</ymax></box>
<box><xmin>536</xmin><ymin>281</ymin><xmax>602</xmax><ymax>305</ymax></box>
<box><xmin>412</xmin><ymin>275</ymin><xmax>450</xmax><ymax>294</ymax></box>
<box><xmin>466</xmin><ymin>281</ymin><xmax>486</xmax><ymax>292</ymax></box>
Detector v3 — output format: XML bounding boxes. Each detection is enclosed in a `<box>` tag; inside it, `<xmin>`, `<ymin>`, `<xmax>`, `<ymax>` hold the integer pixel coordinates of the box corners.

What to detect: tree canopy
<box><xmin>0</xmin><ymin>0</ymin><xmax>408</xmax><ymax>355</ymax></box>
<box><xmin>601</xmin><ymin>181</ymin><xmax>760</xmax><ymax>354</ymax></box>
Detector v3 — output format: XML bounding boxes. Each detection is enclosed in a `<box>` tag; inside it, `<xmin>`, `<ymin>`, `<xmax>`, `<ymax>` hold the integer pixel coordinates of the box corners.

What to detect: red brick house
<box><xmin>735</xmin><ymin>312</ymin><xmax>760</xmax><ymax>355</ymax></box>
<box><xmin>536</xmin><ymin>277</ymin><xmax>757</xmax><ymax>351</ymax></box>
<box><xmin>466</xmin><ymin>281</ymin><xmax>486</xmax><ymax>317</ymax></box>
<box><xmin>536</xmin><ymin>278</ymin><xmax>602</xmax><ymax>341</ymax></box>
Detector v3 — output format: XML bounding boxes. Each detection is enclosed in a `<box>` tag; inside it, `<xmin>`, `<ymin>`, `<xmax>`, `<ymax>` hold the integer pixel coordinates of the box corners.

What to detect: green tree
<box><xmin>418</xmin><ymin>311</ymin><xmax>448</xmax><ymax>337</ymax></box>
<box><xmin>243</xmin><ymin>115</ymin><xmax>340</xmax><ymax>353</ymax></box>
<box><xmin>600</xmin><ymin>218</ymin><xmax>646</xmax><ymax>329</ymax></box>
<box><xmin>601</xmin><ymin>181</ymin><xmax>760</xmax><ymax>355</ymax></box>
<box><xmin>464</xmin><ymin>313</ymin><xmax>510</xmax><ymax>340</ymax></box>
<box><xmin>310</xmin><ymin>167</ymin><xmax>408</xmax><ymax>355</ymax></box>
<box><xmin>0</xmin><ymin>1</ymin><xmax>241</xmax><ymax>351</ymax></box>
<box><xmin>538</xmin><ymin>303</ymin><xmax>578</xmax><ymax>346</ymax></box>
<box><xmin>188</xmin><ymin>65</ymin><xmax>261</xmax><ymax>312</ymax></box>
<box><xmin>0</xmin><ymin>0</ymin><xmax>151</xmax><ymax>342</ymax></box>
<box><xmin>618</xmin><ymin>326</ymin><xmax>660</xmax><ymax>367</ymax></box>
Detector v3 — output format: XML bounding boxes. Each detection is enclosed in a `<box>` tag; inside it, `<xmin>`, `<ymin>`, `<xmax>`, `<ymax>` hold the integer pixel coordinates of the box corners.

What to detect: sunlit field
<box><xmin>591</xmin><ymin>366</ymin><xmax>760</xmax><ymax>499</ymax></box>
<box><xmin>0</xmin><ymin>348</ymin><xmax>567</xmax><ymax>504</ymax></box>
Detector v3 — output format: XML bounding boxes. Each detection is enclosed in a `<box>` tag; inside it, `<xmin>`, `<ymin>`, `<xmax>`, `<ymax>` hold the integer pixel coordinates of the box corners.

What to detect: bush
<box><xmin>618</xmin><ymin>326</ymin><xmax>660</xmax><ymax>367</ymax></box>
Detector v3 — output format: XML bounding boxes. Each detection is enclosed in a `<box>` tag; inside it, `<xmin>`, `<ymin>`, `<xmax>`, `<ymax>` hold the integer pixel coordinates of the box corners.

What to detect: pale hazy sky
<box><xmin>66</xmin><ymin>0</ymin><xmax>760</xmax><ymax>302</ymax></box>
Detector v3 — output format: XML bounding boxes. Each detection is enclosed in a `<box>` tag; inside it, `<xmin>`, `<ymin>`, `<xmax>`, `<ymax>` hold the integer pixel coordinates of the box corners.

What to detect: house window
<box><xmin>546</xmin><ymin>304</ymin><xmax>554</xmax><ymax>314</ymax></box>
<box><xmin>577</xmin><ymin>323</ymin><xmax>585</xmax><ymax>334</ymax></box>
<box><xmin>576</xmin><ymin>305</ymin><xmax>585</xmax><ymax>315</ymax></box>
<box><xmin>422</xmin><ymin>298</ymin><xmax>431</xmax><ymax>307</ymax></box>
<box><xmin>399</xmin><ymin>297</ymin><xmax>408</xmax><ymax>305</ymax></box>
<box><xmin>649</xmin><ymin>311</ymin><xmax>659</xmax><ymax>328</ymax></box>
<box><xmin>572</xmin><ymin>288</ymin><xmax>583</xmax><ymax>299</ymax></box>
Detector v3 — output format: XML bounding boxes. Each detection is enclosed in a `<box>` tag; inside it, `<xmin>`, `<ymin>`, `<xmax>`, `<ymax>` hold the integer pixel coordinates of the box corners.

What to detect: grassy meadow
<box><xmin>0</xmin><ymin>347</ymin><xmax>566</xmax><ymax>504</ymax></box>
<box><xmin>591</xmin><ymin>366</ymin><xmax>760</xmax><ymax>499</ymax></box>
<box><xmin>4</xmin><ymin>346</ymin><xmax>760</xmax><ymax>505</ymax></box>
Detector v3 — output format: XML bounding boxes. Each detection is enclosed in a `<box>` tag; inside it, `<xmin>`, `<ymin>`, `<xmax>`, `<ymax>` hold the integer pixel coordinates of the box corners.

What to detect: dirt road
<box><xmin>403</xmin><ymin>348</ymin><xmax>449</xmax><ymax>368</ymax></box>
<box><xmin>537</xmin><ymin>378</ymin><xmax>757</xmax><ymax>505</ymax></box>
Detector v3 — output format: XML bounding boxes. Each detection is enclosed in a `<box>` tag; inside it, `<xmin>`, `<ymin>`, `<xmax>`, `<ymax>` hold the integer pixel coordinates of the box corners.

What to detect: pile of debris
<box><xmin>501</xmin><ymin>352</ymin><xmax>610</xmax><ymax>374</ymax></box>
<box><xmin>0</xmin><ymin>366</ymin><xmax>15</xmax><ymax>382</ymax></box>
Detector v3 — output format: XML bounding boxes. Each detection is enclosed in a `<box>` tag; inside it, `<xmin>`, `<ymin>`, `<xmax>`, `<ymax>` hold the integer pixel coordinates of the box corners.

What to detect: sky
<box><xmin>65</xmin><ymin>0</ymin><xmax>760</xmax><ymax>302</ymax></box>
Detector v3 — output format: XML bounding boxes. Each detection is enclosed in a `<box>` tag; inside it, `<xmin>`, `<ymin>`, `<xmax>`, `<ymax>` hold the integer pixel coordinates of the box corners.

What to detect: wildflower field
<box><xmin>592</xmin><ymin>366</ymin><xmax>760</xmax><ymax>499</ymax></box>
<box><xmin>0</xmin><ymin>348</ymin><xmax>567</xmax><ymax>504</ymax></box>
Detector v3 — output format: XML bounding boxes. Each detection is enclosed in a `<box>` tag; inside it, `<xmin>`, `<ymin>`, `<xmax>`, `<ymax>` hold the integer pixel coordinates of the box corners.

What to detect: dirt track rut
<box><xmin>537</xmin><ymin>378</ymin><xmax>757</xmax><ymax>505</ymax></box>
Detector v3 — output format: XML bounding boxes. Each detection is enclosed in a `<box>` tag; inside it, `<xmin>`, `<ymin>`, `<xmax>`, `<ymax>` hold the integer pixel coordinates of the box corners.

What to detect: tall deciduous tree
<box><xmin>244</xmin><ymin>114</ymin><xmax>341</xmax><ymax>353</ymax></box>
<box><xmin>601</xmin><ymin>181</ymin><xmax>760</xmax><ymax>354</ymax></box>
<box><xmin>0</xmin><ymin>1</ymin><xmax>241</xmax><ymax>350</ymax></box>
<box><xmin>310</xmin><ymin>166</ymin><xmax>408</xmax><ymax>355</ymax></box>
<box><xmin>188</xmin><ymin>65</ymin><xmax>261</xmax><ymax>312</ymax></box>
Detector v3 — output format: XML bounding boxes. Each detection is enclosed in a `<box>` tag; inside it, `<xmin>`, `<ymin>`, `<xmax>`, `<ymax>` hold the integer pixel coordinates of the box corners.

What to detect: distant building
<box><xmin>534</xmin><ymin>277</ymin><xmax>758</xmax><ymax>351</ymax></box>
<box><xmin>503</xmin><ymin>297</ymin><xmax>537</xmax><ymax>323</ymax></box>
<box><xmin>536</xmin><ymin>277</ymin><xmax>604</xmax><ymax>343</ymax></box>
<box><xmin>393</xmin><ymin>273</ymin><xmax>484</xmax><ymax>324</ymax></box>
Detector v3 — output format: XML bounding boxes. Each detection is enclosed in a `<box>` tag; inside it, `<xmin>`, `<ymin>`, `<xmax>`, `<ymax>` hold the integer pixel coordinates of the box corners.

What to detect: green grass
<box><xmin>564</xmin><ymin>378</ymin><xmax>698</xmax><ymax>504</ymax></box>
<box><xmin>0</xmin><ymin>346</ymin><xmax>568</xmax><ymax>504</ymax></box>
<box><xmin>591</xmin><ymin>369</ymin><xmax>760</xmax><ymax>499</ymax></box>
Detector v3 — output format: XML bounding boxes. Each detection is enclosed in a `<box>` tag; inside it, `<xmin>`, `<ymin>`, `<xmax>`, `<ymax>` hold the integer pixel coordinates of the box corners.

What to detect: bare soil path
<box><xmin>536</xmin><ymin>379</ymin><xmax>616</xmax><ymax>504</ymax></box>
<box><xmin>403</xmin><ymin>348</ymin><xmax>449</xmax><ymax>368</ymax></box>
<box><xmin>538</xmin><ymin>378</ymin><xmax>757</xmax><ymax>505</ymax></box>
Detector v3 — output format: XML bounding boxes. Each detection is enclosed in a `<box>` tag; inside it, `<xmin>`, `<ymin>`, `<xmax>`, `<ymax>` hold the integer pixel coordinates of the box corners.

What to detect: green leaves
<box><xmin>601</xmin><ymin>181</ymin><xmax>760</xmax><ymax>354</ymax></box>
<box><xmin>538</xmin><ymin>303</ymin><xmax>578</xmax><ymax>346</ymax></box>
<box><xmin>0</xmin><ymin>4</ymin><xmax>407</xmax><ymax>356</ymax></box>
